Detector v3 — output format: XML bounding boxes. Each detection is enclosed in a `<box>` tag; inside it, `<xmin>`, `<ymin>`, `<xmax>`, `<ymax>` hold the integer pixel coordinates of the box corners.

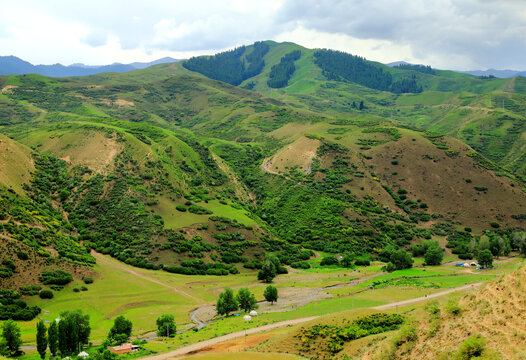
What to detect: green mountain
<box><xmin>180</xmin><ymin>40</ymin><xmax>526</xmax><ymax>177</ymax></box>
<box><xmin>0</xmin><ymin>41</ymin><xmax>525</xmax><ymax>291</ymax></box>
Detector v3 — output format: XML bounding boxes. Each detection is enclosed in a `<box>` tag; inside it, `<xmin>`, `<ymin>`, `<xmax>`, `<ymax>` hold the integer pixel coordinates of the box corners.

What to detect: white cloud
<box><xmin>0</xmin><ymin>0</ymin><xmax>525</xmax><ymax>69</ymax></box>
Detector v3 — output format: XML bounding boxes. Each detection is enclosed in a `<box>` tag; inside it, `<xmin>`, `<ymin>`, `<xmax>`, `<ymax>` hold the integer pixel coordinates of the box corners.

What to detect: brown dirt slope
<box><xmin>25</xmin><ymin>129</ymin><xmax>122</xmax><ymax>175</ymax></box>
<box><xmin>379</xmin><ymin>265</ymin><xmax>525</xmax><ymax>359</ymax></box>
<box><xmin>264</xmin><ymin>136</ymin><xmax>321</xmax><ymax>174</ymax></box>
<box><xmin>0</xmin><ymin>236</ymin><xmax>93</xmax><ymax>288</ymax></box>
<box><xmin>367</xmin><ymin>130</ymin><xmax>526</xmax><ymax>229</ymax></box>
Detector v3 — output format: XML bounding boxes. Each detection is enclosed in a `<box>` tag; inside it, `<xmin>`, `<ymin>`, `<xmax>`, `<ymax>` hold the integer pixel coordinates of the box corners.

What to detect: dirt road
<box><xmin>372</xmin><ymin>282</ymin><xmax>482</xmax><ymax>310</ymax></box>
<box><xmin>141</xmin><ymin>316</ymin><xmax>319</xmax><ymax>360</ymax></box>
<box><xmin>139</xmin><ymin>282</ymin><xmax>482</xmax><ymax>359</ymax></box>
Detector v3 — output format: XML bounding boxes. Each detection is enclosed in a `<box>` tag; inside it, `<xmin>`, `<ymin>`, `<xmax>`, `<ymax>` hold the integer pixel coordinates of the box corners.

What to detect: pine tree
<box><xmin>36</xmin><ymin>320</ymin><xmax>48</xmax><ymax>359</ymax></box>
<box><xmin>2</xmin><ymin>319</ymin><xmax>22</xmax><ymax>355</ymax></box>
<box><xmin>48</xmin><ymin>321</ymin><xmax>58</xmax><ymax>356</ymax></box>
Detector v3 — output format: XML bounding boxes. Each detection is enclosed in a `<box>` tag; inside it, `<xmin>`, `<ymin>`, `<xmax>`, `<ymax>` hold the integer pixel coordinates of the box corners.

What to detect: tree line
<box><xmin>1</xmin><ymin>310</ymin><xmax>177</xmax><ymax>359</ymax></box>
<box><xmin>314</xmin><ymin>49</ymin><xmax>422</xmax><ymax>93</ymax></box>
<box><xmin>267</xmin><ymin>50</ymin><xmax>301</xmax><ymax>88</ymax></box>
<box><xmin>216</xmin><ymin>285</ymin><xmax>278</xmax><ymax>316</ymax></box>
<box><xmin>183</xmin><ymin>41</ymin><xmax>269</xmax><ymax>86</ymax></box>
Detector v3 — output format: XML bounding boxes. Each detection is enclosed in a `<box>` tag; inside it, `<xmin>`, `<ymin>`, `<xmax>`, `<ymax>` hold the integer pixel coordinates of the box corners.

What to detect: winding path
<box><xmin>139</xmin><ymin>317</ymin><xmax>320</xmax><ymax>360</ymax></box>
<box><xmin>139</xmin><ymin>282</ymin><xmax>483</xmax><ymax>359</ymax></box>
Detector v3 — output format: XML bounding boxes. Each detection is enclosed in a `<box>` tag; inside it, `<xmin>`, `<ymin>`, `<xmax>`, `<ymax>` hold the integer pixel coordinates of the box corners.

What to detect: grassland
<box><xmin>15</xmin><ymin>252</ymin><xmax>523</xmax><ymax>354</ymax></box>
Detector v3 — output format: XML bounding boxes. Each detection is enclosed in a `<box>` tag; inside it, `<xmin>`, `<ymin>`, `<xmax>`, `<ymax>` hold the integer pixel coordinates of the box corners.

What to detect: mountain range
<box><xmin>2</xmin><ymin>54</ymin><xmax>524</xmax><ymax>79</ymax></box>
<box><xmin>0</xmin><ymin>55</ymin><xmax>180</xmax><ymax>77</ymax></box>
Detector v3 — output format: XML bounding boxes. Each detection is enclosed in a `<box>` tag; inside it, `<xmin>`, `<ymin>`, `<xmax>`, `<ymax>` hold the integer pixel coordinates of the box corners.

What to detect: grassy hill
<box><xmin>179</xmin><ymin>41</ymin><xmax>526</xmax><ymax>178</ymax></box>
<box><xmin>0</xmin><ymin>56</ymin><xmax>524</xmax><ymax>282</ymax></box>
<box><xmin>0</xmin><ymin>43</ymin><xmax>525</xmax><ymax>356</ymax></box>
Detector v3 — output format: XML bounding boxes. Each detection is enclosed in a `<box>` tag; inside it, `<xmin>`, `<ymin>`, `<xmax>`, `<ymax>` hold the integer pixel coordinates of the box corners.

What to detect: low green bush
<box><xmin>39</xmin><ymin>290</ymin><xmax>54</xmax><ymax>299</ymax></box>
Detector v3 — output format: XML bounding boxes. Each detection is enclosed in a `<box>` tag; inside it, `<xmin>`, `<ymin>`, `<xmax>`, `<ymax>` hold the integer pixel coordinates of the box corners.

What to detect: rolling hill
<box><xmin>0</xmin><ymin>41</ymin><xmax>524</xmax><ymax>297</ymax></box>
<box><xmin>178</xmin><ymin>41</ymin><xmax>526</xmax><ymax>178</ymax></box>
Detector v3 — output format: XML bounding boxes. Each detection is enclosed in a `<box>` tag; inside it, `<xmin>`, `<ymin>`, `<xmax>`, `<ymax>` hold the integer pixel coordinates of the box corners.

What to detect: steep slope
<box><xmin>364</xmin><ymin>266</ymin><xmax>526</xmax><ymax>359</ymax></box>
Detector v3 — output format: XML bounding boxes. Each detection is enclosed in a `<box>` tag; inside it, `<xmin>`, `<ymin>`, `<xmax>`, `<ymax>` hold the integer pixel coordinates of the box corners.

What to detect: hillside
<box><xmin>254</xmin><ymin>265</ymin><xmax>526</xmax><ymax>359</ymax></box>
<box><xmin>0</xmin><ymin>43</ymin><xmax>524</xmax><ymax>291</ymax></box>
<box><xmin>364</xmin><ymin>265</ymin><xmax>526</xmax><ymax>359</ymax></box>
<box><xmin>179</xmin><ymin>41</ymin><xmax>526</xmax><ymax>178</ymax></box>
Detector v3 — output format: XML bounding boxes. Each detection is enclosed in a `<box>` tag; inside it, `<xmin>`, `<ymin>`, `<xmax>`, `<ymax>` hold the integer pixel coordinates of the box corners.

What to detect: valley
<box><xmin>0</xmin><ymin>39</ymin><xmax>525</xmax><ymax>360</ymax></box>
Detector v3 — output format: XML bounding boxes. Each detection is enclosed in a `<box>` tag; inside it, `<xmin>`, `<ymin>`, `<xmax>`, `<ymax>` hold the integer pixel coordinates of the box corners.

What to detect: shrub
<box><xmin>320</xmin><ymin>256</ymin><xmax>339</xmax><ymax>266</ymax></box>
<box><xmin>392</xmin><ymin>324</ymin><xmax>418</xmax><ymax>348</ymax></box>
<box><xmin>354</xmin><ymin>259</ymin><xmax>370</xmax><ymax>266</ymax></box>
<box><xmin>73</xmin><ymin>288</ymin><xmax>80</xmax><ymax>293</ymax></box>
<box><xmin>490</xmin><ymin>222</ymin><xmax>500</xmax><ymax>229</ymax></box>
<box><xmin>176</xmin><ymin>205</ymin><xmax>187</xmax><ymax>212</ymax></box>
<box><xmin>19</xmin><ymin>285</ymin><xmax>41</xmax><ymax>296</ymax></box>
<box><xmin>424</xmin><ymin>245</ymin><xmax>444</xmax><ymax>265</ymax></box>
<box><xmin>458</xmin><ymin>335</ymin><xmax>486</xmax><ymax>359</ymax></box>
<box><xmin>474</xmin><ymin>186</ymin><xmax>488</xmax><ymax>192</ymax></box>
<box><xmin>390</xmin><ymin>249</ymin><xmax>413</xmax><ymax>270</ymax></box>
<box><xmin>39</xmin><ymin>290</ymin><xmax>54</xmax><ymax>299</ymax></box>
<box><xmin>83</xmin><ymin>277</ymin><xmax>93</xmax><ymax>284</ymax></box>
<box><xmin>445</xmin><ymin>299</ymin><xmax>461</xmax><ymax>315</ymax></box>
<box><xmin>383</xmin><ymin>262</ymin><xmax>396</xmax><ymax>272</ymax></box>
<box><xmin>16</xmin><ymin>251</ymin><xmax>29</xmax><ymax>260</ymax></box>
<box><xmin>80</xmin><ymin>286</ymin><xmax>88</xmax><ymax>291</ymax></box>
<box><xmin>39</xmin><ymin>270</ymin><xmax>73</xmax><ymax>285</ymax></box>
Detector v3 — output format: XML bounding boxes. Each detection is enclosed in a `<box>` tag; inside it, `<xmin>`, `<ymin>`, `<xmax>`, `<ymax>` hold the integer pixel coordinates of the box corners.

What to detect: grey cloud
<box><xmin>6</xmin><ymin>0</ymin><xmax>526</xmax><ymax>69</ymax></box>
<box><xmin>276</xmin><ymin>0</ymin><xmax>526</xmax><ymax>69</ymax></box>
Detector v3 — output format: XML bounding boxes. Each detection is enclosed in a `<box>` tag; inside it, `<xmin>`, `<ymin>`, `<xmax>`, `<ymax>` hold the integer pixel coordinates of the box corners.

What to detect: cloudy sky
<box><xmin>1</xmin><ymin>0</ymin><xmax>525</xmax><ymax>70</ymax></box>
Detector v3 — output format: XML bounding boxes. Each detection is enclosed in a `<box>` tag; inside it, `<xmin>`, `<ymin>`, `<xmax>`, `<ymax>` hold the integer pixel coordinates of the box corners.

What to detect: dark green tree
<box><xmin>2</xmin><ymin>319</ymin><xmax>22</xmax><ymax>355</ymax></box>
<box><xmin>48</xmin><ymin>320</ymin><xmax>58</xmax><ymax>356</ymax></box>
<box><xmin>477</xmin><ymin>249</ymin><xmax>493</xmax><ymax>268</ymax></box>
<box><xmin>108</xmin><ymin>315</ymin><xmax>132</xmax><ymax>343</ymax></box>
<box><xmin>263</xmin><ymin>285</ymin><xmax>278</xmax><ymax>304</ymax></box>
<box><xmin>156</xmin><ymin>314</ymin><xmax>176</xmax><ymax>337</ymax></box>
<box><xmin>390</xmin><ymin>249</ymin><xmax>413</xmax><ymax>270</ymax></box>
<box><xmin>424</xmin><ymin>245</ymin><xmax>444</xmax><ymax>266</ymax></box>
<box><xmin>340</xmin><ymin>253</ymin><xmax>355</xmax><ymax>268</ymax></box>
<box><xmin>216</xmin><ymin>288</ymin><xmax>239</xmax><ymax>316</ymax></box>
<box><xmin>36</xmin><ymin>320</ymin><xmax>48</xmax><ymax>359</ymax></box>
<box><xmin>236</xmin><ymin>288</ymin><xmax>258</xmax><ymax>313</ymax></box>
<box><xmin>257</xmin><ymin>261</ymin><xmax>277</xmax><ymax>283</ymax></box>
<box><xmin>58</xmin><ymin>310</ymin><xmax>91</xmax><ymax>356</ymax></box>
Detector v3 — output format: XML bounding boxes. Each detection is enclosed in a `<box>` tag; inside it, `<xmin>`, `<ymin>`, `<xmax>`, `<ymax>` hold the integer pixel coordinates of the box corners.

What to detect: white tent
<box><xmin>78</xmin><ymin>351</ymin><xmax>89</xmax><ymax>358</ymax></box>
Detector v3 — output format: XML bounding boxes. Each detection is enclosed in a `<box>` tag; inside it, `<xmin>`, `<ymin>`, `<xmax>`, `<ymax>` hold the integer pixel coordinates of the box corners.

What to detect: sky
<box><xmin>1</xmin><ymin>0</ymin><xmax>525</xmax><ymax>70</ymax></box>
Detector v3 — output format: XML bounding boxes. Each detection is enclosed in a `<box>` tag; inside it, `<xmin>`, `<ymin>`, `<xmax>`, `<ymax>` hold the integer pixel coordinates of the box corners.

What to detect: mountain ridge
<box><xmin>0</xmin><ymin>55</ymin><xmax>180</xmax><ymax>77</ymax></box>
